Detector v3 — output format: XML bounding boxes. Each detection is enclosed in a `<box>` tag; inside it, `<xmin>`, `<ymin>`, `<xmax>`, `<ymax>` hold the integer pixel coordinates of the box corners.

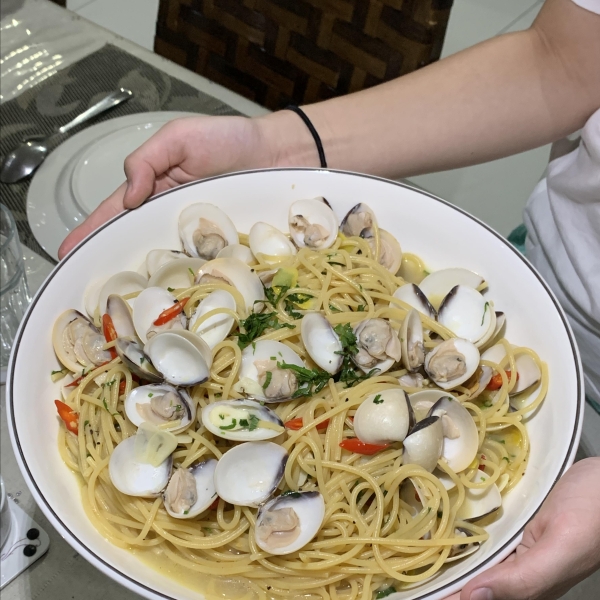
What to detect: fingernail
<box><xmin>470</xmin><ymin>589</ymin><xmax>493</xmax><ymax>600</ymax></box>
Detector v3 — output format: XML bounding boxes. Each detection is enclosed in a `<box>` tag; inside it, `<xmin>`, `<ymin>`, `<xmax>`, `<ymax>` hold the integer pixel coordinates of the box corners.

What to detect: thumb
<box><xmin>460</xmin><ymin>535</ymin><xmax>569</xmax><ymax>600</ymax></box>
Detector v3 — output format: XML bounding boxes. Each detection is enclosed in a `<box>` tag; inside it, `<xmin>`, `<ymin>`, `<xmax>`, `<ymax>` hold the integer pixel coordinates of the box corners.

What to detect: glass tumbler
<box><xmin>1</xmin><ymin>204</ymin><xmax>32</xmax><ymax>380</ymax></box>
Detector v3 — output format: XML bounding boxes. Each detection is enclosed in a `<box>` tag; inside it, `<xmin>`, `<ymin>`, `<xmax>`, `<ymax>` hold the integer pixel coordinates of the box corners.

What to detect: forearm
<box><xmin>258</xmin><ymin>0</ymin><xmax>600</xmax><ymax>179</ymax></box>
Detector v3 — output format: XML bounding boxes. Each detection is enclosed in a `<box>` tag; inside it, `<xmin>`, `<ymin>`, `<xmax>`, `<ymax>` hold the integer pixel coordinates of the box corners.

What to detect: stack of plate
<box><xmin>27</xmin><ymin>111</ymin><xmax>195</xmax><ymax>260</ymax></box>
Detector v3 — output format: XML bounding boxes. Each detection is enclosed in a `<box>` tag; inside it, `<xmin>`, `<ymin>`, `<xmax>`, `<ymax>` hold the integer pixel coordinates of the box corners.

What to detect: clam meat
<box><xmin>163</xmin><ymin>460</ymin><xmax>217</xmax><ymax>519</ymax></box>
<box><xmin>288</xmin><ymin>197</ymin><xmax>338</xmax><ymax>250</ymax></box>
<box><xmin>352</xmin><ymin>318</ymin><xmax>401</xmax><ymax>375</ymax></box>
<box><xmin>424</xmin><ymin>338</ymin><xmax>480</xmax><ymax>390</ymax></box>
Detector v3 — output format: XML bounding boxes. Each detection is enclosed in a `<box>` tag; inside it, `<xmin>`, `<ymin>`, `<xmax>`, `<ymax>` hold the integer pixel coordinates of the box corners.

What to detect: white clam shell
<box><xmin>353</xmin><ymin>389</ymin><xmax>411</xmax><ymax>445</ymax></box>
<box><xmin>300</xmin><ymin>312</ymin><xmax>342</xmax><ymax>374</ymax></box>
<box><xmin>83</xmin><ymin>279</ymin><xmax>103</xmax><ymax>319</ymax></box>
<box><xmin>249</xmin><ymin>222</ymin><xmax>297</xmax><ymax>263</ymax></box>
<box><xmin>352</xmin><ymin>318</ymin><xmax>401</xmax><ymax>375</ymax></box>
<box><xmin>419</xmin><ymin>268</ymin><xmax>485</xmax><ymax>310</ymax></box>
<box><xmin>148</xmin><ymin>257</ymin><xmax>206</xmax><ymax>290</ymax></box>
<box><xmin>144</xmin><ymin>330</ymin><xmax>212</xmax><ymax>386</ymax></box>
<box><xmin>106</xmin><ymin>294</ymin><xmax>137</xmax><ymax>339</ymax></box>
<box><xmin>340</xmin><ymin>203</ymin><xmax>376</xmax><ymax>237</ymax></box>
<box><xmin>195</xmin><ymin>258</ymin><xmax>265</xmax><ymax>313</ymax></box>
<box><xmin>115</xmin><ymin>338</ymin><xmax>162</xmax><ymax>383</ymax></box>
<box><xmin>133</xmin><ymin>287</ymin><xmax>182</xmax><ymax>344</ymax></box>
<box><xmin>124</xmin><ymin>384</ymin><xmax>195</xmax><ymax>433</ymax></box>
<box><xmin>481</xmin><ymin>343</ymin><xmax>541</xmax><ymax>395</ymax></box>
<box><xmin>401</xmin><ymin>308</ymin><xmax>425</xmax><ymax>372</ymax></box>
<box><xmin>288</xmin><ymin>197</ymin><xmax>338</xmax><ymax>250</ymax></box>
<box><xmin>255</xmin><ymin>491</ymin><xmax>325</xmax><ymax>555</ymax></box>
<box><xmin>365</xmin><ymin>229</ymin><xmax>402</xmax><ymax>274</ymax></box>
<box><xmin>424</xmin><ymin>338</ymin><xmax>480</xmax><ymax>390</ymax></box>
<box><xmin>409</xmin><ymin>389</ymin><xmax>448</xmax><ymax>422</ymax></box>
<box><xmin>201</xmin><ymin>399</ymin><xmax>283</xmax><ymax>441</ymax></box>
<box><xmin>428</xmin><ymin>396</ymin><xmax>479</xmax><ymax>473</ymax></box>
<box><xmin>179</xmin><ymin>203</ymin><xmax>239</xmax><ymax>258</ymax></box>
<box><xmin>97</xmin><ymin>271</ymin><xmax>148</xmax><ymax>315</ymax></box>
<box><xmin>146</xmin><ymin>249</ymin><xmax>187</xmax><ymax>277</ymax></box>
<box><xmin>164</xmin><ymin>460</ymin><xmax>217</xmax><ymax>519</ymax></box>
<box><xmin>188</xmin><ymin>289</ymin><xmax>236</xmax><ymax>349</ymax></box>
<box><xmin>235</xmin><ymin>340</ymin><xmax>305</xmax><ymax>401</ymax></box>
<box><xmin>403</xmin><ymin>416</ymin><xmax>443</xmax><ymax>472</ymax></box>
<box><xmin>457</xmin><ymin>470</ymin><xmax>502</xmax><ymax>521</ymax></box>
<box><xmin>108</xmin><ymin>436</ymin><xmax>172</xmax><ymax>498</ymax></box>
<box><xmin>213</xmin><ymin>441</ymin><xmax>287</xmax><ymax>507</ymax></box>
<box><xmin>216</xmin><ymin>243</ymin><xmax>256</xmax><ymax>265</ymax></box>
<box><xmin>391</xmin><ymin>284</ymin><xmax>436</xmax><ymax>320</ymax></box>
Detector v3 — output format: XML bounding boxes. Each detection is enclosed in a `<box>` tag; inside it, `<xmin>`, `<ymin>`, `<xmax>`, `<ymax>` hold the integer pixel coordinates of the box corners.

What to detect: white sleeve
<box><xmin>571</xmin><ymin>0</ymin><xmax>600</xmax><ymax>14</ymax></box>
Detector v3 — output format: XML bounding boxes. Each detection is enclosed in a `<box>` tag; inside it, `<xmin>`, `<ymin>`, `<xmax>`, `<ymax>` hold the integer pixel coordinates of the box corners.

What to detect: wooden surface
<box><xmin>155</xmin><ymin>0</ymin><xmax>454</xmax><ymax>109</ymax></box>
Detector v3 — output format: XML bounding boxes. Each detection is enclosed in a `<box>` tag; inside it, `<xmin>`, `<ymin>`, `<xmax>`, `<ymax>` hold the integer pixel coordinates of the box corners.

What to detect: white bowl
<box><xmin>7</xmin><ymin>169</ymin><xmax>584</xmax><ymax>600</ymax></box>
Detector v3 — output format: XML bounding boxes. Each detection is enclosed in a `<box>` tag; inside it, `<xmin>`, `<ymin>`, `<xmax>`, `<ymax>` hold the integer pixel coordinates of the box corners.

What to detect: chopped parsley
<box><xmin>264</xmin><ymin>284</ymin><xmax>313</xmax><ymax>319</ymax></box>
<box><xmin>357</xmin><ymin>305</ymin><xmax>365</xmax><ymax>312</ymax></box>
<box><xmin>51</xmin><ymin>369</ymin><xmax>64</xmax><ymax>375</ymax></box>
<box><xmin>167</xmin><ymin>287</ymin><xmax>174</xmax><ymax>292</ymax></box>
<box><xmin>237</xmin><ymin>312</ymin><xmax>294</xmax><ymax>350</ymax></box>
<box><xmin>262</xmin><ymin>370</ymin><xmax>273</xmax><ymax>390</ymax></box>
<box><xmin>219</xmin><ymin>419</ymin><xmax>237</xmax><ymax>430</ymax></box>
<box><xmin>183</xmin><ymin>510</ymin><xmax>189</xmax><ymax>515</ymax></box>
<box><xmin>246</xmin><ymin>414</ymin><xmax>260</xmax><ymax>431</ymax></box>
<box><xmin>502</xmin><ymin>456</ymin><xmax>510</xmax><ymax>462</ymax></box>
<box><xmin>327</xmin><ymin>261</ymin><xmax>346</xmax><ymax>267</ymax></box>
<box><xmin>329</xmin><ymin>304</ymin><xmax>342</xmax><ymax>312</ymax></box>
<box><xmin>333</xmin><ymin>323</ymin><xmax>379</xmax><ymax>388</ymax></box>
<box><xmin>148</xmin><ymin>393</ymin><xmax>154</xmax><ymax>398</ymax></box>
<box><xmin>375</xmin><ymin>587</ymin><xmax>397</xmax><ymax>599</ymax></box>
<box><xmin>276</xmin><ymin>361</ymin><xmax>331</xmax><ymax>398</ymax></box>
<box><xmin>188</xmin><ymin>268</ymin><xmax>195</xmax><ymax>276</ymax></box>
<box><xmin>83</xmin><ymin>420</ymin><xmax>89</xmax><ymax>427</ymax></box>
<box><xmin>481</xmin><ymin>302</ymin><xmax>490</xmax><ymax>325</ymax></box>
<box><xmin>139</xmin><ymin>357</ymin><xmax>145</xmax><ymax>364</ymax></box>
<box><xmin>373</xmin><ymin>394</ymin><xmax>384</xmax><ymax>404</ymax></box>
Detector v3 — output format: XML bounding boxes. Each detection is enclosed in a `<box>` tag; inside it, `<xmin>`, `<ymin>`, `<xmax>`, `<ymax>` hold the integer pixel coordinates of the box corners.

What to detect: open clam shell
<box><xmin>146</xmin><ymin>249</ymin><xmax>187</xmax><ymax>277</ymax></box>
<box><xmin>202</xmin><ymin>399</ymin><xmax>284</xmax><ymax>441</ymax></box>
<box><xmin>419</xmin><ymin>268</ymin><xmax>485</xmax><ymax>310</ymax></box>
<box><xmin>401</xmin><ymin>309</ymin><xmax>425</xmax><ymax>372</ymax></box>
<box><xmin>213</xmin><ymin>441</ymin><xmax>288</xmax><ymax>507</ymax></box>
<box><xmin>457</xmin><ymin>470</ymin><xmax>502</xmax><ymax>521</ymax></box>
<box><xmin>255</xmin><ymin>491</ymin><xmax>325</xmax><ymax>555</ymax></box>
<box><xmin>106</xmin><ymin>294</ymin><xmax>137</xmax><ymax>339</ymax></box>
<box><xmin>115</xmin><ymin>338</ymin><xmax>163</xmax><ymax>383</ymax></box>
<box><xmin>289</xmin><ymin>197</ymin><xmax>338</xmax><ymax>250</ymax></box>
<box><xmin>133</xmin><ymin>287</ymin><xmax>186</xmax><ymax>344</ymax></box>
<box><xmin>363</xmin><ymin>229</ymin><xmax>402</xmax><ymax>274</ymax></box>
<box><xmin>403</xmin><ymin>415</ymin><xmax>443</xmax><ymax>472</ymax></box>
<box><xmin>249</xmin><ymin>222</ymin><xmax>297</xmax><ymax>263</ymax></box>
<box><xmin>391</xmin><ymin>284</ymin><xmax>436</xmax><ymax>320</ymax></box>
<box><xmin>147</xmin><ymin>257</ymin><xmax>206</xmax><ymax>290</ymax></box>
<box><xmin>428</xmin><ymin>396</ymin><xmax>479</xmax><ymax>473</ymax></box>
<box><xmin>144</xmin><ymin>330</ymin><xmax>212</xmax><ymax>387</ymax></box>
<box><xmin>408</xmin><ymin>389</ymin><xmax>449</xmax><ymax>422</ymax></box>
<box><xmin>179</xmin><ymin>203</ymin><xmax>239</xmax><ymax>260</ymax></box>
<box><xmin>216</xmin><ymin>243</ymin><xmax>256</xmax><ymax>265</ymax></box>
<box><xmin>163</xmin><ymin>460</ymin><xmax>217</xmax><ymax>519</ymax></box>
<box><xmin>97</xmin><ymin>271</ymin><xmax>148</xmax><ymax>315</ymax></box>
<box><xmin>424</xmin><ymin>338</ymin><xmax>480</xmax><ymax>390</ymax></box>
<box><xmin>52</xmin><ymin>309</ymin><xmax>112</xmax><ymax>373</ymax></box>
<box><xmin>188</xmin><ymin>289</ymin><xmax>236</xmax><ymax>349</ymax></box>
<box><xmin>446</xmin><ymin>527</ymin><xmax>481</xmax><ymax>562</ymax></box>
<box><xmin>108</xmin><ymin>435</ymin><xmax>172</xmax><ymax>498</ymax></box>
<box><xmin>300</xmin><ymin>312</ymin><xmax>343</xmax><ymax>374</ymax></box>
<box><xmin>352</xmin><ymin>318</ymin><xmax>401</xmax><ymax>375</ymax></box>
<box><xmin>481</xmin><ymin>343</ymin><xmax>542</xmax><ymax>396</ymax></box>
<box><xmin>353</xmin><ymin>389</ymin><xmax>412</xmax><ymax>445</ymax></box>
<box><xmin>340</xmin><ymin>203</ymin><xmax>376</xmax><ymax>238</ymax></box>
<box><xmin>124</xmin><ymin>384</ymin><xmax>195</xmax><ymax>433</ymax></box>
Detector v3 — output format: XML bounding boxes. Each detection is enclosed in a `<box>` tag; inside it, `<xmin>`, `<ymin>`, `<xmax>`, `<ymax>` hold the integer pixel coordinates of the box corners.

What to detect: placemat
<box><xmin>0</xmin><ymin>44</ymin><xmax>239</xmax><ymax>263</ymax></box>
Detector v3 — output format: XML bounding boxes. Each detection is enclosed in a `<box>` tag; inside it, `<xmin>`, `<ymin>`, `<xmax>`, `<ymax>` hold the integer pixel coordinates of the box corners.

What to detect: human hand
<box><xmin>444</xmin><ymin>457</ymin><xmax>600</xmax><ymax>600</ymax></box>
<box><xmin>57</xmin><ymin>112</ymin><xmax>316</xmax><ymax>259</ymax></box>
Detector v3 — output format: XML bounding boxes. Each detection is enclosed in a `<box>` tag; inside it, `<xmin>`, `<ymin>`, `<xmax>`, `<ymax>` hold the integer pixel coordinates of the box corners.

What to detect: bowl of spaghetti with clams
<box><xmin>7</xmin><ymin>169</ymin><xmax>583</xmax><ymax>600</ymax></box>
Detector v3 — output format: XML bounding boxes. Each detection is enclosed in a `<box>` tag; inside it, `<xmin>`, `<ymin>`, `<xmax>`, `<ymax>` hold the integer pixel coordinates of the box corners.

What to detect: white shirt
<box><xmin>524</xmin><ymin>0</ymin><xmax>600</xmax><ymax>403</ymax></box>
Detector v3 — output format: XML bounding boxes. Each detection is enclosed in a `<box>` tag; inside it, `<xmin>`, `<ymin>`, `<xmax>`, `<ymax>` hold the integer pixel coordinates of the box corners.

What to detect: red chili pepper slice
<box><xmin>486</xmin><ymin>370</ymin><xmax>519</xmax><ymax>391</ymax></box>
<box><xmin>339</xmin><ymin>438</ymin><xmax>389</xmax><ymax>455</ymax></box>
<box><xmin>209</xmin><ymin>497</ymin><xmax>220</xmax><ymax>510</ymax></box>
<box><xmin>284</xmin><ymin>417</ymin><xmax>329</xmax><ymax>431</ymax></box>
<box><xmin>102</xmin><ymin>313</ymin><xmax>118</xmax><ymax>359</ymax></box>
<box><xmin>153</xmin><ymin>297</ymin><xmax>190</xmax><ymax>326</ymax></box>
<box><xmin>119</xmin><ymin>379</ymin><xmax>126</xmax><ymax>395</ymax></box>
<box><xmin>55</xmin><ymin>399</ymin><xmax>79</xmax><ymax>434</ymax></box>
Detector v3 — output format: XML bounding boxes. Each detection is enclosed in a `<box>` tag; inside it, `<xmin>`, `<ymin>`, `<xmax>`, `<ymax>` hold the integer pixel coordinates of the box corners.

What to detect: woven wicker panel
<box><xmin>155</xmin><ymin>0</ymin><xmax>454</xmax><ymax>109</ymax></box>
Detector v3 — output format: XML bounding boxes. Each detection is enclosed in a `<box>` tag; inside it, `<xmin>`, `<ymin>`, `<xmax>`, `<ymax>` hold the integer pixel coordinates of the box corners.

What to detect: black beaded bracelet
<box><xmin>284</xmin><ymin>105</ymin><xmax>328</xmax><ymax>169</ymax></box>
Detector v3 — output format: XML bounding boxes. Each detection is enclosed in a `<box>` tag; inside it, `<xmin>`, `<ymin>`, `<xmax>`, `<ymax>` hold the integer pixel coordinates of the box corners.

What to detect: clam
<box><xmin>148</xmin><ymin>257</ymin><xmax>206</xmax><ymax>290</ymax></box>
<box><xmin>300</xmin><ymin>312</ymin><xmax>343</xmax><ymax>374</ymax></box>
<box><xmin>144</xmin><ymin>330</ymin><xmax>212</xmax><ymax>387</ymax></box>
<box><xmin>201</xmin><ymin>399</ymin><xmax>284</xmax><ymax>441</ymax></box>
<box><xmin>457</xmin><ymin>470</ymin><xmax>502</xmax><ymax>521</ymax></box>
<box><xmin>398</xmin><ymin>372</ymin><xmax>425</xmax><ymax>389</ymax></box>
<box><xmin>216</xmin><ymin>243</ymin><xmax>256</xmax><ymax>265</ymax></box>
<box><xmin>352</xmin><ymin>318</ymin><xmax>401</xmax><ymax>375</ymax></box>
<box><xmin>408</xmin><ymin>389</ymin><xmax>448</xmax><ymax>422</ymax></box>
<box><xmin>233</xmin><ymin>340</ymin><xmax>306</xmax><ymax>402</ymax></box>
<box><xmin>446</xmin><ymin>528</ymin><xmax>481</xmax><ymax>562</ymax></box>
<box><xmin>124</xmin><ymin>384</ymin><xmax>195</xmax><ymax>433</ymax></box>
<box><xmin>401</xmin><ymin>309</ymin><xmax>425</xmax><ymax>372</ymax></box>
<box><xmin>146</xmin><ymin>249</ymin><xmax>187</xmax><ymax>277</ymax></box>
<box><xmin>52</xmin><ymin>310</ymin><xmax>112</xmax><ymax>372</ymax></box>
<box><xmin>188</xmin><ymin>289</ymin><xmax>236</xmax><ymax>349</ymax></box>
<box><xmin>255</xmin><ymin>491</ymin><xmax>325</xmax><ymax>555</ymax></box>
<box><xmin>363</xmin><ymin>229</ymin><xmax>402</xmax><ymax>274</ymax></box>
<box><xmin>340</xmin><ymin>203</ymin><xmax>376</xmax><ymax>238</ymax></box>
<box><xmin>249</xmin><ymin>222</ymin><xmax>297</xmax><ymax>264</ymax></box>
<box><xmin>106</xmin><ymin>294</ymin><xmax>137</xmax><ymax>339</ymax></box>
<box><xmin>403</xmin><ymin>415</ymin><xmax>443</xmax><ymax>472</ymax></box>
<box><xmin>163</xmin><ymin>460</ymin><xmax>217</xmax><ymax>519</ymax></box>
<box><xmin>353</xmin><ymin>389</ymin><xmax>413</xmax><ymax>445</ymax></box>
<box><xmin>437</xmin><ymin>285</ymin><xmax>496</xmax><ymax>347</ymax></box>
<box><xmin>424</xmin><ymin>338</ymin><xmax>480</xmax><ymax>390</ymax></box>
<box><xmin>83</xmin><ymin>279</ymin><xmax>103</xmax><ymax>319</ymax></box>
<box><xmin>213</xmin><ymin>441</ymin><xmax>288</xmax><ymax>507</ymax></box>
<box><xmin>481</xmin><ymin>343</ymin><xmax>541</xmax><ymax>396</ymax></box>
<box><xmin>115</xmin><ymin>338</ymin><xmax>163</xmax><ymax>383</ymax></box>
<box><xmin>419</xmin><ymin>268</ymin><xmax>485</xmax><ymax>309</ymax></box>
<box><xmin>108</xmin><ymin>435</ymin><xmax>172</xmax><ymax>497</ymax></box>
<box><xmin>97</xmin><ymin>271</ymin><xmax>148</xmax><ymax>315</ymax></box>
<box><xmin>288</xmin><ymin>197</ymin><xmax>338</xmax><ymax>250</ymax></box>
<box><xmin>179</xmin><ymin>203</ymin><xmax>239</xmax><ymax>260</ymax></box>
<box><xmin>194</xmin><ymin>258</ymin><xmax>265</xmax><ymax>313</ymax></box>
<box><xmin>428</xmin><ymin>396</ymin><xmax>479</xmax><ymax>473</ymax></box>
<box><xmin>133</xmin><ymin>287</ymin><xmax>186</xmax><ymax>344</ymax></box>
<box><xmin>391</xmin><ymin>284</ymin><xmax>436</xmax><ymax>320</ymax></box>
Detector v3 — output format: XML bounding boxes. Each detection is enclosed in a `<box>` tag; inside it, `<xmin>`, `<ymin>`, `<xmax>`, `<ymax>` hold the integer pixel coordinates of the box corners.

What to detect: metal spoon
<box><xmin>0</xmin><ymin>88</ymin><xmax>133</xmax><ymax>184</ymax></box>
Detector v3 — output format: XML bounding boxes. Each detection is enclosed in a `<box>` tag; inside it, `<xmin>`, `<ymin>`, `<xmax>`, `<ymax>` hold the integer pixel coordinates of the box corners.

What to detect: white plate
<box><xmin>8</xmin><ymin>169</ymin><xmax>584</xmax><ymax>600</ymax></box>
<box><xmin>26</xmin><ymin>112</ymin><xmax>196</xmax><ymax>260</ymax></box>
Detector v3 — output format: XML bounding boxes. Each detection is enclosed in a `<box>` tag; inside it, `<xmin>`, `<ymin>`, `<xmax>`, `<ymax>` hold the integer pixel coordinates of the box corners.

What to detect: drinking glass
<box><xmin>1</xmin><ymin>204</ymin><xmax>32</xmax><ymax>381</ymax></box>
